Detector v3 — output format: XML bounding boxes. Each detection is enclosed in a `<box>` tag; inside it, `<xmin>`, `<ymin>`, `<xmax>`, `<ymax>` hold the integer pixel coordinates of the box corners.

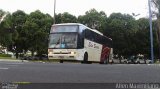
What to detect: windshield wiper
<box><xmin>53</xmin><ymin>38</ymin><xmax>60</xmax><ymax>48</ymax></box>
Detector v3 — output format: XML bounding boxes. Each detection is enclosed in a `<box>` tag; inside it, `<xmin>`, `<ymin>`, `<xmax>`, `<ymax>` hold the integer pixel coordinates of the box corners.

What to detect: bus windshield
<box><xmin>49</xmin><ymin>33</ymin><xmax>77</xmax><ymax>49</ymax></box>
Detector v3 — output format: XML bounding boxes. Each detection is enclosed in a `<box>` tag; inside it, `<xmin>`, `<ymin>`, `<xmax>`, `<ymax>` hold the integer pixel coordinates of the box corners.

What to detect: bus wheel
<box><xmin>103</xmin><ymin>56</ymin><xmax>109</xmax><ymax>64</ymax></box>
<box><xmin>83</xmin><ymin>52</ymin><xmax>88</xmax><ymax>64</ymax></box>
<box><xmin>103</xmin><ymin>59</ymin><xmax>108</xmax><ymax>64</ymax></box>
<box><xmin>60</xmin><ymin>60</ymin><xmax>63</xmax><ymax>63</ymax></box>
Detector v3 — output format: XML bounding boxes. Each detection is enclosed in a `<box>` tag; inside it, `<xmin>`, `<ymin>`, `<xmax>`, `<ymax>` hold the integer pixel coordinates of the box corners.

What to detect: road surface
<box><xmin>0</xmin><ymin>60</ymin><xmax>160</xmax><ymax>83</ymax></box>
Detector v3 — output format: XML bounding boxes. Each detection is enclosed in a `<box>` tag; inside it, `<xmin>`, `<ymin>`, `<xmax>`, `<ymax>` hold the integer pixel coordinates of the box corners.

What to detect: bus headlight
<box><xmin>48</xmin><ymin>49</ymin><xmax>53</xmax><ymax>54</ymax></box>
<box><xmin>71</xmin><ymin>52</ymin><xmax>76</xmax><ymax>55</ymax></box>
<box><xmin>48</xmin><ymin>51</ymin><xmax>53</xmax><ymax>54</ymax></box>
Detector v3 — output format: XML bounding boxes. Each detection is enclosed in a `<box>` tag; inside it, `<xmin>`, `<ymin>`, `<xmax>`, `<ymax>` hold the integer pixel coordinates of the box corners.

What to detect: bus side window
<box><xmin>85</xmin><ymin>29</ymin><xmax>90</xmax><ymax>40</ymax></box>
<box><xmin>97</xmin><ymin>35</ymin><xmax>101</xmax><ymax>44</ymax></box>
<box><xmin>77</xmin><ymin>30</ymin><xmax>85</xmax><ymax>49</ymax></box>
<box><xmin>87</xmin><ymin>30</ymin><xmax>95</xmax><ymax>41</ymax></box>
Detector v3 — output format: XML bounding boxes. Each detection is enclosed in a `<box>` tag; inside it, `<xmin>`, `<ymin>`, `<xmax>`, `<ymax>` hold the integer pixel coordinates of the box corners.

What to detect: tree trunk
<box><xmin>31</xmin><ymin>51</ymin><xmax>34</xmax><ymax>56</ymax></box>
<box><xmin>16</xmin><ymin>52</ymin><xmax>18</xmax><ymax>59</ymax></box>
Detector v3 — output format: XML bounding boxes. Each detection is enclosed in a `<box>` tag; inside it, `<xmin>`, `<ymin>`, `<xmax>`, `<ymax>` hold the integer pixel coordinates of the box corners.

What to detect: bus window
<box><xmin>51</xmin><ymin>25</ymin><xmax>78</xmax><ymax>33</ymax></box>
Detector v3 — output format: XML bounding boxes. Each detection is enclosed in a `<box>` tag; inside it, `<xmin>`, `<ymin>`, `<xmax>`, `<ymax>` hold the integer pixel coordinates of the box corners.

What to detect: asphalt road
<box><xmin>0</xmin><ymin>60</ymin><xmax>160</xmax><ymax>83</ymax></box>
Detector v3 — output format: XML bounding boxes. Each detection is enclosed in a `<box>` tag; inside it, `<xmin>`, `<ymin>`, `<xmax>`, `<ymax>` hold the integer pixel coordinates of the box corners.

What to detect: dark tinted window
<box><xmin>84</xmin><ymin>29</ymin><xmax>112</xmax><ymax>47</ymax></box>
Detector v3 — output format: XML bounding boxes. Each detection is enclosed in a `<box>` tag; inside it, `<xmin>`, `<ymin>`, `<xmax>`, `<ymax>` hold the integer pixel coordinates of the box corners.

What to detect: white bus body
<box><xmin>48</xmin><ymin>23</ymin><xmax>112</xmax><ymax>63</ymax></box>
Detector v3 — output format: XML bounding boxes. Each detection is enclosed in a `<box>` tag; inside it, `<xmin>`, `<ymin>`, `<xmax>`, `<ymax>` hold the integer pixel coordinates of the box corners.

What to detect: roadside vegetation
<box><xmin>0</xmin><ymin>1</ymin><xmax>160</xmax><ymax>62</ymax></box>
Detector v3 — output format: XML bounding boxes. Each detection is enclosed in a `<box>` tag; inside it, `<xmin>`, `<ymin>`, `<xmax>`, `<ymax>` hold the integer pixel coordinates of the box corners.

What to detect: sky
<box><xmin>1</xmin><ymin>0</ymin><xmax>149</xmax><ymax>18</ymax></box>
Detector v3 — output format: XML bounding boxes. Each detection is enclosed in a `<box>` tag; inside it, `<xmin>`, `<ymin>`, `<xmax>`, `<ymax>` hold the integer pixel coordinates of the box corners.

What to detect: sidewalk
<box><xmin>0</xmin><ymin>59</ymin><xmax>28</xmax><ymax>62</ymax></box>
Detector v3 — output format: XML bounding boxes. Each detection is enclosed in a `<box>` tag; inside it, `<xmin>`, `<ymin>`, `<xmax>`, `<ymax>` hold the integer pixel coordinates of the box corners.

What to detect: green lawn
<box><xmin>0</xmin><ymin>57</ymin><xmax>17</xmax><ymax>60</ymax></box>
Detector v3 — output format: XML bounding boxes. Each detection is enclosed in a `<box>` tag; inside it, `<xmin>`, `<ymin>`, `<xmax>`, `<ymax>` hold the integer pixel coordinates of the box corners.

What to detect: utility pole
<box><xmin>54</xmin><ymin>0</ymin><xmax>56</xmax><ymax>24</ymax></box>
<box><xmin>148</xmin><ymin>0</ymin><xmax>154</xmax><ymax>63</ymax></box>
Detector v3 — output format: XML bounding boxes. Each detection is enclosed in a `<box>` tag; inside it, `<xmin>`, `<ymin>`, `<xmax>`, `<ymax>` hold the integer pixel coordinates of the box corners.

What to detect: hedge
<box><xmin>0</xmin><ymin>54</ymin><xmax>12</xmax><ymax>57</ymax></box>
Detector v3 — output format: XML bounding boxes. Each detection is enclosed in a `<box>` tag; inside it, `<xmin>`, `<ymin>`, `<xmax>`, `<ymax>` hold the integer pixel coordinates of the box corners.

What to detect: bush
<box><xmin>0</xmin><ymin>54</ymin><xmax>12</xmax><ymax>57</ymax></box>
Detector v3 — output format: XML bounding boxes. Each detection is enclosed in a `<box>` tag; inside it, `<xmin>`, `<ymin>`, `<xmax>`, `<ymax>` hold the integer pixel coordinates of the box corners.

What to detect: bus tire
<box><xmin>103</xmin><ymin>59</ymin><xmax>108</xmax><ymax>64</ymax></box>
<box><xmin>104</xmin><ymin>56</ymin><xmax>109</xmax><ymax>64</ymax></box>
<box><xmin>60</xmin><ymin>60</ymin><xmax>63</xmax><ymax>63</ymax></box>
<box><xmin>83</xmin><ymin>52</ymin><xmax>88</xmax><ymax>64</ymax></box>
<box><xmin>102</xmin><ymin>56</ymin><xmax>109</xmax><ymax>64</ymax></box>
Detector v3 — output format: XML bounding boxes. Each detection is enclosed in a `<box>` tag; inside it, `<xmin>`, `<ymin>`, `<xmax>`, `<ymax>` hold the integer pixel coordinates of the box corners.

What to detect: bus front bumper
<box><xmin>48</xmin><ymin>54</ymin><xmax>77</xmax><ymax>60</ymax></box>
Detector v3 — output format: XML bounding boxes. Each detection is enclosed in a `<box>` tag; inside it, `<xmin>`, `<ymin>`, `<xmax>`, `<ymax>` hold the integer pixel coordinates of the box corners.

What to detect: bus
<box><xmin>48</xmin><ymin>23</ymin><xmax>113</xmax><ymax>64</ymax></box>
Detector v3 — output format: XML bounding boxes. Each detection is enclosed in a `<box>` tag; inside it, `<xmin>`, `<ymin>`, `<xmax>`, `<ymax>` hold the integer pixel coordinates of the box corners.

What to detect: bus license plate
<box><xmin>59</xmin><ymin>56</ymin><xmax>64</xmax><ymax>58</ymax></box>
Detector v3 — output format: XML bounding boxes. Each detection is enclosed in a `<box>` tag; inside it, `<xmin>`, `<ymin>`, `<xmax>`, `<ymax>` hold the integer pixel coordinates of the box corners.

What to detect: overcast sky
<box><xmin>1</xmin><ymin>0</ymin><xmax>149</xmax><ymax>18</ymax></box>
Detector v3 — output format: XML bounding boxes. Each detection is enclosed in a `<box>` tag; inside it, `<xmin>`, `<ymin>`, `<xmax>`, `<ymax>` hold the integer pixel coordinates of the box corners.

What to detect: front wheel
<box><xmin>60</xmin><ymin>60</ymin><xmax>63</xmax><ymax>63</ymax></box>
<box><xmin>82</xmin><ymin>53</ymin><xmax>88</xmax><ymax>64</ymax></box>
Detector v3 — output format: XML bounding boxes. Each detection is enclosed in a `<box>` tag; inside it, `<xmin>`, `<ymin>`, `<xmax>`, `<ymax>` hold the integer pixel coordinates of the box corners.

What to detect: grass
<box><xmin>155</xmin><ymin>61</ymin><xmax>160</xmax><ymax>64</ymax></box>
<box><xmin>14</xmin><ymin>82</ymin><xmax>31</xmax><ymax>84</ymax></box>
<box><xmin>0</xmin><ymin>57</ymin><xmax>18</xmax><ymax>60</ymax></box>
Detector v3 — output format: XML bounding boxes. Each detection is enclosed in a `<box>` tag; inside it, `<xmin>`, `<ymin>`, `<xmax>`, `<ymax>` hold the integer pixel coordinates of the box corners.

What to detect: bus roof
<box><xmin>52</xmin><ymin>23</ymin><xmax>83</xmax><ymax>26</ymax></box>
<box><xmin>52</xmin><ymin>23</ymin><xmax>103</xmax><ymax>35</ymax></box>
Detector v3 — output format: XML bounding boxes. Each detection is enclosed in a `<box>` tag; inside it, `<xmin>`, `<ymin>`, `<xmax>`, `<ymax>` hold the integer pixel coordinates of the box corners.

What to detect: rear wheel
<box><xmin>103</xmin><ymin>56</ymin><xmax>109</xmax><ymax>64</ymax></box>
<box><xmin>111</xmin><ymin>60</ymin><xmax>114</xmax><ymax>64</ymax></box>
<box><xmin>103</xmin><ymin>59</ymin><xmax>108</xmax><ymax>64</ymax></box>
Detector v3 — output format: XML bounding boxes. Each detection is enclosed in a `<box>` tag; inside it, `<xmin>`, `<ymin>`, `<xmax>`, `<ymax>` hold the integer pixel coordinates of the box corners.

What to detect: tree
<box><xmin>24</xmin><ymin>10</ymin><xmax>53</xmax><ymax>56</ymax></box>
<box><xmin>105</xmin><ymin>13</ymin><xmax>137</xmax><ymax>57</ymax></box>
<box><xmin>1</xmin><ymin>9</ymin><xmax>157</xmax><ymax>59</ymax></box>
<box><xmin>55</xmin><ymin>12</ymin><xmax>77</xmax><ymax>24</ymax></box>
<box><xmin>0</xmin><ymin>9</ymin><xmax>6</xmax><ymax>23</ymax></box>
<box><xmin>0</xmin><ymin>10</ymin><xmax>29</xmax><ymax>58</ymax></box>
<box><xmin>10</xmin><ymin>10</ymin><xmax>28</xmax><ymax>58</ymax></box>
<box><xmin>152</xmin><ymin>0</ymin><xmax>160</xmax><ymax>58</ymax></box>
<box><xmin>1</xmin><ymin>10</ymin><xmax>53</xmax><ymax>58</ymax></box>
<box><xmin>0</xmin><ymin>13</ymin><xmax>12</xmax><ymax>48</ymax></box>
<box><xmin>135</xmin><ymin>18</ymin><xmax>150</xmax><ymax>56</ymax></box>
<box><xmin>78</xmin><ymin>9</ymin><xmax>107</xmax><ymax>32</ymax></box>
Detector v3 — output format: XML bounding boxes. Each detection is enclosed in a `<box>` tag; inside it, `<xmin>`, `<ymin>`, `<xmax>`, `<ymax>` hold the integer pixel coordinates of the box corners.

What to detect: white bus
<box><xmin>48</xmin><ymin>23</ymin><xmax>113</xmax><ymax>64</ymax></box>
